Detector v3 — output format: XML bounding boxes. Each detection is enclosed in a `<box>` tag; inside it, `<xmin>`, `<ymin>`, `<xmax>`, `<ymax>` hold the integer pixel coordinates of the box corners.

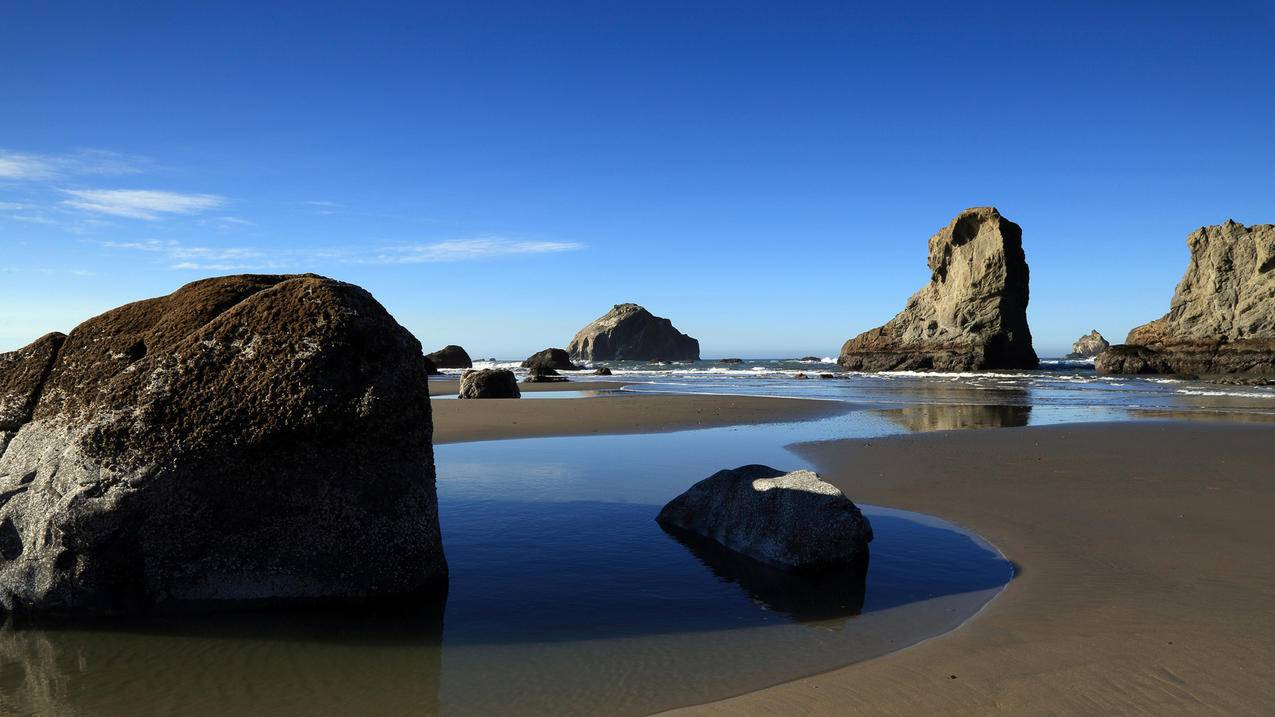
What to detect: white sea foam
<box><xmin>1177</xmin><ymin>389</ymin><xmax>1275</xmax><ymax>399</ymax></box>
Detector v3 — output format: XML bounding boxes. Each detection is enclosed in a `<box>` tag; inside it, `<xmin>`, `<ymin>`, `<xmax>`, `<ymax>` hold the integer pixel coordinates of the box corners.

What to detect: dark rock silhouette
<box><xmin>426</xmin><ymin>345</ymin><xmax>472</xmax><ymax>369</ymax></box>
<box><xmin>521</xmin><ymin>348</ymin><xmax>580</xmax><ymax>371</ymax></box>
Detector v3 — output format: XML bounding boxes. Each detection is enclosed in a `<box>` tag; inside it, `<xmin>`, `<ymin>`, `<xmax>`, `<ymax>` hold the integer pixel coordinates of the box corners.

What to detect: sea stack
<box><xmin>1097</xmin><ymin>220</ymin><xmax>1275</xmax><ymax>375</ymax></box>
<box><xmin>568</xmin><ymin>304</ymin><xmax>699</xmax><ymax>362</ymax></box>
<box><xmin>426</xmin><ymin>344</ymin><xmax>473</xmax><ymax>369</ymax></box>
<box><xmin>0</xmin><ymin>275</ymin><xmax>447</xmax><ymax>614</ymax></box>
<box><xmin>1067</xmin><ymin>330</ymin><xmax>1110</xmax><ymax>359</ymax></box>
<box><xmin>838</xmin><ymin>207</ymin><xmax>1038</xmax><ymax>371</ymax></box>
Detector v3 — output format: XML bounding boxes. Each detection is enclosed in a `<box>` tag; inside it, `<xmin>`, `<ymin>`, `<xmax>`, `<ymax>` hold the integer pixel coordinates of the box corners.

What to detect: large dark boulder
<box><xmin>521</xmin><ymin>348</ymin><xmax>580</xmax><ymax>371</ymax></box>
<box><xmin>1097</xmin><ymin>220</ymin><xmax>1275</xmax><ymax>376</ymax></box>
<box><xmin>656</xmin><ymin>465</ymin><xmax>872</xmax><ymax>573</ymax></box>
<box><xmin>426</xmin><ymin>345</ymin><xmax>472</xmax><ymax>369</ymax></box>
<box><xmin>839</xmin><ymin>207</ymin><xmax>1038</xmax><ymax>372</ymax></box>
<box><xmin>0</xmin><ymin>274</ymin><xmax>446</xmax><ymax>614</ymax></box>
<box><xmin>568</xmin><ymin>304</ymin><xmax>699</xmax><ymax>362</ymax></box>
<box><xmin>458</xmin><ymin>369</ymin><xmax>521</xmax><ymax>398</ymax></box>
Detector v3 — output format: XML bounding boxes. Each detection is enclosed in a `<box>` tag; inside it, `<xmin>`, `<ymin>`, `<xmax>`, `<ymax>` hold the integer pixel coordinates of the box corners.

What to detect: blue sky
<box><xmin>3</xmin><ymin>1</ymin><xmax>1273</xmax><ymax>358</ymax></box>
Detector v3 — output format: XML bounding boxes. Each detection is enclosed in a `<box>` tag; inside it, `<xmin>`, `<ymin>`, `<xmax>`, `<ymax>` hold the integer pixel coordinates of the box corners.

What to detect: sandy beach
<box><xmin>429</xmin><ymin>379</ymin><xmax>849</xmax><ymax>443</ymax></box>
<box><xmin>433</xmin><ymin>391</ymin><xmax>1275</xmax><ymax>715</ymax></box>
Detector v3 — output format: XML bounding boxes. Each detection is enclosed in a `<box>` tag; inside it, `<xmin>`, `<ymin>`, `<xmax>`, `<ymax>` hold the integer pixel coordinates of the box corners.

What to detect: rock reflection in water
<box><xmin>882</xmin><ymin>403</ymin><xmax>1033</xmax><ymax>432</ymax></box>
<box><xmin>0</xmin><ymin>600</ymin><xmax>445</xmax><ymax>717</ymax></box>
<box><xmin>660</xmin><ymin>525</ymin><xmax>868</xmax><ymax>626</ymax></box>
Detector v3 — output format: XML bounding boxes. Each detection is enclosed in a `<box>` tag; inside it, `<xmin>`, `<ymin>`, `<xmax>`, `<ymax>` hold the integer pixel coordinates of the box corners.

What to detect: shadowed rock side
<box><xmin>0</xmin><ymin>274</ymin><xmax>446</xmax><ymax>614</ymax></box>
<box><xmin>839</xmin><ymin>207</ymin><xmax>1038</xmax><ymax>371</ymax></box>
<box><xmin>521</xmin><ymin>348</ymin><xmax>580</xmax><ymax>371</ymax></box>
<box><xmin>568</xmin><ymin>303</ymin><xmax>700</xmax><ymax>362</ymax></box>
<box><xmin>656</xmin><ymin>465</ymin><xmax>872</xmax><ymax>573</ymax></box>
<box><xmin>1097</xmin><ymin>220</ymin><xmax>1275</xmax><ymax>375</ymax></box>
<box><xmin>1067</xmin><ymin>330</ymin><xmax>1110</xmax><ymax>359</ymax></box>
<box><xmin>426</xmin><ymin>344</ymin><xmax>472</xmax><ymax>369</ymax></box>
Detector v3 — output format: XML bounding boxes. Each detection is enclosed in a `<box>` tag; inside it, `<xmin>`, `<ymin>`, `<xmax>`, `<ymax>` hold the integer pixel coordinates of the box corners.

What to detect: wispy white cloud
<box><xmin>0</xmin><ymin>149</ymin><xmax>145</xmax><ymax>180</ymax></box>
<box><xmin>63</xmin><ymin>189</ymin><xmax>225</xmax><ymax>220</ymax></box>
<box><xmin>98</xmin><ymin>236</ymin><xmax>584</xmax><ymax>271</ymax></box>
<box><xmin>369</xmin><ymin>238</ymin><xmax>585</xmax><ymax>264</ymax></box>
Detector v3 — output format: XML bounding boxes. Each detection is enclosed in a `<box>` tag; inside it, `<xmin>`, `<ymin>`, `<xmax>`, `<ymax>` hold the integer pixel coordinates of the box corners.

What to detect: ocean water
<box><xmin>449</xmin><ymin>356</ymin><xmax>1275</xmax><ymax>422</ymax></box>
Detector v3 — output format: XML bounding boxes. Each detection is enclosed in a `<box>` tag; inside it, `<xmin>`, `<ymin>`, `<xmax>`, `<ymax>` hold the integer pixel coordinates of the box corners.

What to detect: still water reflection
<box><xmin>0</xmin><ymin>422</ymin><xmax>1011</xmax><ymax>716</ymax></box>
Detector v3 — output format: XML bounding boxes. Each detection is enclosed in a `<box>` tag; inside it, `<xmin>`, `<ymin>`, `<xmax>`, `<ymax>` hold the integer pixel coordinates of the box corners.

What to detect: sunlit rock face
<box><xmin>568</xmin><ymin>304</ymin><xmax>699</xmax><ymax>362</ymax></box>
<box><xmin>656</xmin><ymin>465</ymin><xmax>872</xmax><ymax>573</ymax></box>
<box><xmin>0</xmin><ymin>274</ymin><xmax>446</xmax><ymax>614</ymax></box>
<box><xmin>1068</xmin><ymin>330</ymin><xmax>1110</xmax><ymax>359</ymax></box>
<box><xmin>1098</xmin><ymin>220</ymin><xmax>1275</xmax><ymax>376</ymax></box>
<box><xmin>838</xmin><ymin>207</ymin><xmax>1038</xmax><ymax>372</ymax></box>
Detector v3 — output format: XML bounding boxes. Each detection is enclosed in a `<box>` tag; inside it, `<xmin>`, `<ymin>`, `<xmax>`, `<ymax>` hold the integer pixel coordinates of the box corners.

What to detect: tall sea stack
<box><xmin>0</xmin><ymin>274</ymin><xmax>447</xmax><ymax>614</ymax></box>
<box><xmin>1097</xmin><ymin>220</ymin><xmax>1275</xmax><ymax>375</ymax></box>
<box><xmin>838</xmin><ymin>207</ymin><xmax>1038</xmax><ymax>371</ymax></box>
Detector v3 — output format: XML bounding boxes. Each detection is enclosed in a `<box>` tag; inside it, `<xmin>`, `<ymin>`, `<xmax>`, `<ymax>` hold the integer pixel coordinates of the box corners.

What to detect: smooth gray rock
<box><xmin>656</xmin><ymin>465</ymin><xmax>872</xmax><ymax>572</ymax></box>
<box><xmin>0</xmin><ymin>274</ymin><xmax>446</xmax><ymax>615</ymax></box>
<box><xmin>458</xmin><ymin>369</ymin><xmax>521</xmax><ymax>398</ymax></box>
<box><xmin>568</xmin><ymin>304</ymin><xmax>699</xmax><ymax>362</ymax></box>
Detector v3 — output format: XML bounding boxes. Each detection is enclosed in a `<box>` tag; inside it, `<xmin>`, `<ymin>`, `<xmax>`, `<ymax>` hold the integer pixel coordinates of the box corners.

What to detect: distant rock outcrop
<box><xmin>458</xmin><ymin>369</ymin><xmax>520</xmax><ymax>398</ymax></box>
<box><xmin>838</xmin><ymin>207</ymin><xmax>1038</xmax><ymax>372</ymax></box>
<box><xmin>656</xmin><ymin>465</ymin><xmax>873</xmax><ymax>573</ymax></box>
<box><xmin>1067</xmin><ymin>330</ymin><xmax>1110</xmax><ymax>359</ymax></box>
<box><xmin>521</xmin><ymin>348</ymin><xmax>580</xmax><ymax>372</ymax></box>
<box><xmin>0</xmin><ymin>275</ymin><xmax>446</xmax><ymax>614</ymax></box>
<box><xmin>426</xmin><ymin>345</ymin><xmax>472</xmax><ymax>369</ymax></box>
<box><xmin>1097</xmin><ymin>220</ymin><xmax>1275</xmax><ymax>376</ymax></box>
<box><xmin>522</xmin><ymin>366</ymin><xmax>567</xmax><ymax>384</ymax></box>
<box><xmin>593</xmin><ymin>367</ymin><xmax>613</xmax><ymax>376</ymax></box>
<box><xmin>568</xmin><ymin>304</ymin><xmax>699</xmax><ymax>362</ymax></box>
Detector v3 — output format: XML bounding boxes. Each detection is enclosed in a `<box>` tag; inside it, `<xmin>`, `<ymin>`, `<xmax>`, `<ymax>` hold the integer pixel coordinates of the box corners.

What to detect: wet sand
<box><xmin>430</xmin><ymin>380</ymin><xmax>849</xmax><ymax>444</ymax></box>
<box><xmin>432</xmin><ymin>386</ymin><xmax>1275</xmax><ymax>713</ymax></box>
<box><xmin>664</xmin><ymin>421</ymin><xmax>1275</xmax><ymax>715</ymax></box>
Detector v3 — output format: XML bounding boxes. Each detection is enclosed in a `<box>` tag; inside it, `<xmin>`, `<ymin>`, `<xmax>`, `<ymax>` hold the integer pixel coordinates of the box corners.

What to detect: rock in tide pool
<box><xmin>593</xmin><ymin>367</ymin><xmax>612</xmax><ymax>376</ymax></box>
<box><xmin>838</xmin><ymin>207</ymin><xmax>1038</xmax><ymax>372</ymax></box>
<box><xmin>656</xmin><ymin>465</ymin><xmax>872</xmax><ymax>572</ymax></box>
<box><xmin>1097</xmin><ymin>220</ymin><xmax>1275</xmax><ymax>376</ymax></box>
<box><xmin>426</xmin><ymin>344</ymin><xmax>472</xmax><ymax>369</ymax></box>
<box><xmin>459</xmin><ymin>368</ymin><xmax>521</xmax><ymax>398</ymax></box>
<box><xmin>0</xmin><ymin>274</ymin><xmax>446</xmax><ymax>614</ymax></box>
<box><xmin>521</xmin><ymin>348</ymin><xmax>581</xmax><ymax>371</ymax></box>
<box><xmin>568</xmin><ymin>303</ymin><xmax>699</xmax><ymax>362</ymax></box>
<box><xmin>1067</xmin><ymin>330</ymin><xmax>1110</xmax><ymax>359</ymax></box>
